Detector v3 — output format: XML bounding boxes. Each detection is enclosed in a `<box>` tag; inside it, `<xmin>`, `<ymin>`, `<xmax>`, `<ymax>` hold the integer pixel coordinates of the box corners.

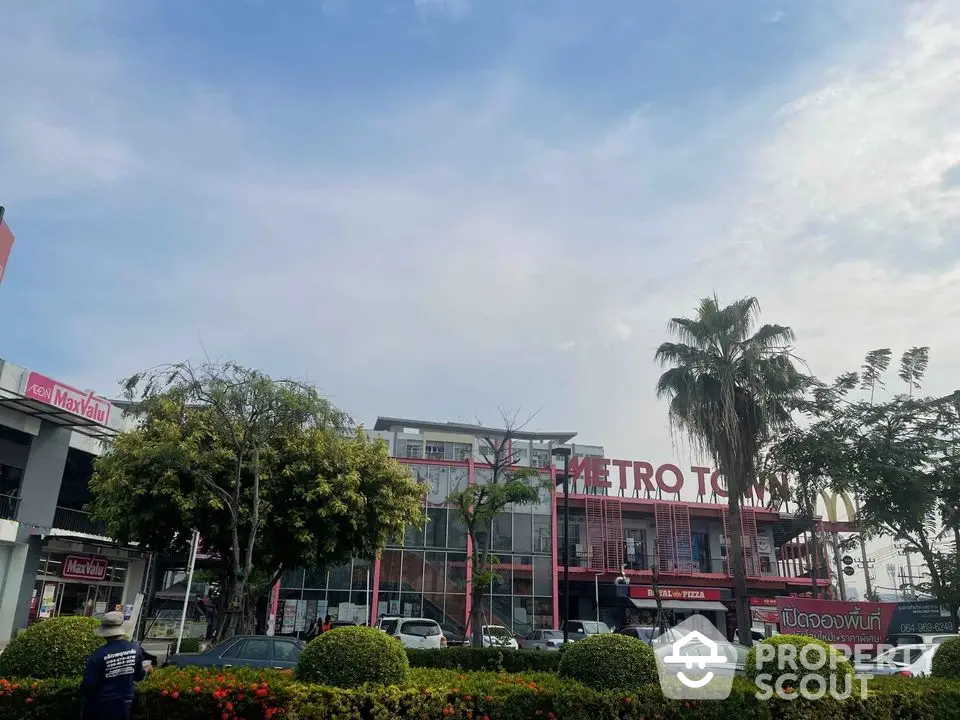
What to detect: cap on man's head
<box><xmin>96</xmin><ymin>611</ymin><xmax>126</xmax><ymax>638</ymax></box>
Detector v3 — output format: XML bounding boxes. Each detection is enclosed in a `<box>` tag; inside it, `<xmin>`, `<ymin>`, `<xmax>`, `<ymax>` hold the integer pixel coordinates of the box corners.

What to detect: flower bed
<box><xmin>3</xmin><ymin>667</ymin><xmax>960</xmax><ymax>719</ymax></box>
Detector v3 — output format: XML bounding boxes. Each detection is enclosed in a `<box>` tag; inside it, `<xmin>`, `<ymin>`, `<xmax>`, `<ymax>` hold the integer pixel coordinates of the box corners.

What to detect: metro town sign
<box><xmin>566</xmin><ymin>455</ymin><xmax>788</xmax><ymax>498</ymax></box>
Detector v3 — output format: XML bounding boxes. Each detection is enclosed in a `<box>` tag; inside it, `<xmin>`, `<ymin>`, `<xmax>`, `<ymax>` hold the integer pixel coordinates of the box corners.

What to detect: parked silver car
<box><xmin>519</xmin><ymin>629</ymin><xmax>567</xmax><ymax>651</ymax></box>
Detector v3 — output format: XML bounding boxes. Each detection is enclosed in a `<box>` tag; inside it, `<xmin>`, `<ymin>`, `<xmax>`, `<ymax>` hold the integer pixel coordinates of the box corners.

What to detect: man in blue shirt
<box><xmin>80</xmin><ymin>611</ymin><xmax>147</xmax><ymax>720</ymax></box>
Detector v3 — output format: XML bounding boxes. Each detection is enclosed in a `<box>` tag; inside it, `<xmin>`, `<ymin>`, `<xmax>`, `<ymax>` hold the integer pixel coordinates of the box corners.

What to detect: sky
<box><xmin>1</xmin><ymin>0</ymin><xmax>959</xmax><ymax>508</ymax></box>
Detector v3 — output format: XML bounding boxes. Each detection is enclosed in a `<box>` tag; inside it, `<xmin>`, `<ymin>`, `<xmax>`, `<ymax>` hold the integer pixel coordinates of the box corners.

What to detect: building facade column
<box><xmin>2</xmin><ymin>423</ymin><xmax>71</xmax><ymax>640</ymax></box>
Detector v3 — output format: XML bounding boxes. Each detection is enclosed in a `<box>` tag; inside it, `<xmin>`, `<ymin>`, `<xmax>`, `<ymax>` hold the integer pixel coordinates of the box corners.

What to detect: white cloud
<box><xmin>2</xmin><ymin>0</ymin><xmax>960</xmax><ymax>471</ymax></box>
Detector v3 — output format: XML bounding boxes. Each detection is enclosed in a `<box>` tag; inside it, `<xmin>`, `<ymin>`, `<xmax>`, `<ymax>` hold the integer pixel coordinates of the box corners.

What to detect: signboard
<box><xmin>843</xmin><ymin>566</ymin><xmax>855</xmax><ymax>576</ymax></box>
<box><xmin>0</xmin><ymin>210</ymin><xmax>13</xmax><ymax>287</ymax></box>
<box><xmin>629</xmin><ymin>586</ymin><xmax>723</xmax><ymax>601</ymax></box>
<box><xmin>775</xmin><ymin>598</ymin><xmax>955</xmax><ymax>648</ymax></box>
<box><xmin>62</xmin><ymin>555</ymin><xmax>108</xmax><ymax>582</ymax></box>
<box><xmin>842</xmin><ymin>555</ymin><xmax>854</xmax><ymax>566</ymax></box>
<box><xmin>281</xmin><ymin>600</ymin><xmax>297</xmax><ymax>634</ymax></box>
<box><xmin>38</xmin><ymin>583</ymin><xmax>57</xmax><ymax>619</ymax></box>
<box><xmin>566</xmin><ymin>455</ymin><xmax>787</xmax><ymax>499</ymax></box>
<box><xmin>888</xmin><ymin>601</ymin><xmax>955</xmax><ymax>636</ymax></box>
<box><xmin>23</xmin><ymin>372</ymin><xmax>112</xmax><ymax>426</ymax></box>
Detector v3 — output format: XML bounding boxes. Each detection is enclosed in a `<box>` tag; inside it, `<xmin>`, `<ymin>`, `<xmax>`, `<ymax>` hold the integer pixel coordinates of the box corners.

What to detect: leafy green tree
<box><xmin>90</xmin><ymin>361</ymin><xmax>425</xmax><ymax>637</ymax></box>
<box><xmin>445</xmin><ymin>410</ymin><xmax>546</xmax><ymax>646</ymax></box>
<box><xmin>655</xmin><ymin>296</ymin><xmax>805</xmax><ymax>645</ymax></box>
<box><xmin>772</xmin><ymin>348</ymin><xmax>960</xmax><ymax>621</ymax></box>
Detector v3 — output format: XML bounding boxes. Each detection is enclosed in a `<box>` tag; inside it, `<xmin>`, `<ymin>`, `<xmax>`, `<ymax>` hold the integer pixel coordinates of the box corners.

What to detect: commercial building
<box><xmin>0</xmin><ymin>358</ymin><xmax>149</xmax><ymax>642</ymax></box>
<box><xmin>274</xmin><ymin>417</ymin><xmax>856</xmax><ymax>640</ymax></box>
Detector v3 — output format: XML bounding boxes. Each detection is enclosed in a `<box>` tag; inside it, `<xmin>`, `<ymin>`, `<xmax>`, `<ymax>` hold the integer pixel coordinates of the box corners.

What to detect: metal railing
<box><xmin>0</xmin><ymin>494</ymin><xmax>19</xmax><ymax>521</ymax></box>
<box><xmin>53</xmin><ymin>506</ymin><xmax>110</xmax><ymax>537</ymax></box>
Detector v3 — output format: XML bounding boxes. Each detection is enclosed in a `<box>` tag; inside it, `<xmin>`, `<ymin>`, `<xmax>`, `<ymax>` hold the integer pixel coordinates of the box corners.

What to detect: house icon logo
<box><xmin>652</xmin><ymin>614</ymin><xmax>737</xmax><ymax>700</ymax></box>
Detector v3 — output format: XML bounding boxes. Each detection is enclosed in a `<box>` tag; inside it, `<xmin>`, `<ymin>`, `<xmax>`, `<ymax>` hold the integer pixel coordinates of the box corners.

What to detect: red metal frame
<box><xmin>367</xmin><ymin>457</ymin><xmax>840</xmax><ymax>636</ymax></box>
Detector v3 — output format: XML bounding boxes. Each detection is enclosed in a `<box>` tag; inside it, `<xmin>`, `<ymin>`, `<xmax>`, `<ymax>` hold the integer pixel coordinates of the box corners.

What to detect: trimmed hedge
<box><xmin>933</xmin><ymin>636</ymin><xmax>960</xmax><ymax>679</ymax></box>
<box><xmin>296</xmin><ymin>625</ymin><xmax>409</xmax><ymax>688</ymax></box>
<box><xmin>0</xmin><ymin>616</ymin><xmax>103</xmax><ymax>679</ymax></box>
<box><xmin>558</xmin><ymin>633</ymin><xmax>657</xmax><ymax>690</ymax></box>
<box><xmin>746</xmin><ymin>634</ymin><xmax>853</xmax><ymax>688</ymax></box>
<box><xmin>407</xmin><ymin>647</ymin><xmax>562</xmax><ymax>672</ymax></box>
<box><xmin>176</xmin><ymin>637</ymin><xmax>202</xmax><ymax>654</ymax></box>
<box><xmin>5</xmin><ymin>669</ymin><xmax>960</xmax><ymax>720</ymax></box>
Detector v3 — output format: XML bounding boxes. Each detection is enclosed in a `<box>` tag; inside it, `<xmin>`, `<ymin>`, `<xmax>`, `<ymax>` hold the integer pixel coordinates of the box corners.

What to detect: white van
<box><xmin>377</xmin><ymin>617</ymin><xmax>447</xmax><ymax>649</ymax></box>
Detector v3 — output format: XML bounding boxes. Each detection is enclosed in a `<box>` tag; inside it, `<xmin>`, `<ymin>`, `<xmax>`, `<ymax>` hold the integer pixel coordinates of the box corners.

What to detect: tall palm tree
<box><xmin>655</xmin><ymin>296</ymin><xmax>804</xmax><ymax>646</ymax></box>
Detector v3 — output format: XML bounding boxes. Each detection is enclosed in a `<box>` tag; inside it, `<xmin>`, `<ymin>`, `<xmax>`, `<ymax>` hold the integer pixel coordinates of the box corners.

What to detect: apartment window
<box><xmin>397</xmin><ymin>440</ymin><xmax>423</xmax><ymax>459</ymax></box>
<box><xmin>424</xmin><ymin>443</ymin><xmax>445</xmax><ymax>460</ymax></box>
<box><xmin>452</xmin><ymin>443</ymin><xmax>472</xmax><ymax>460</ymax></box>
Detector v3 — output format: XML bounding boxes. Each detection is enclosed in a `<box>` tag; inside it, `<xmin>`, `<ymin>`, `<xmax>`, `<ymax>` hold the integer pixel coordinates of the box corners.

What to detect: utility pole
<box><xmin>905</xmin><ymin>550</ymin><xmax>916</xmax><ymax>595</ymax></box>
<box><xmin>831</xmin><ymin>532</ymin><xmax>847</xmax><ymax>601</ymax></box>
<box><xmin>854</xmin><ymin>495</ymin><xmax>874</xmax><ymax>599</ymax></box>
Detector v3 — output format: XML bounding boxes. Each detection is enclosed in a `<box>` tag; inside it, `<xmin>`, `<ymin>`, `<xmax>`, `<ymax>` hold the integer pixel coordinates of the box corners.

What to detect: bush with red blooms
<box><xmin>2</xmin><ymin>665</ymin><xmax>960</xmax><ymax>719</ymax></box>
<box><xmin>135</xmin><ymin>667</ymin><xmax>291</xmax><ymax>720</ymax></box>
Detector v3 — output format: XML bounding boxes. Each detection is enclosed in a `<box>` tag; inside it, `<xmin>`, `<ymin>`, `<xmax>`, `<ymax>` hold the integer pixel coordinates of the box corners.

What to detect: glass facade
<box><xmin>276</xmin><ymin>459</ymin><xmax>555</xmax><ymax>640</ymax></box>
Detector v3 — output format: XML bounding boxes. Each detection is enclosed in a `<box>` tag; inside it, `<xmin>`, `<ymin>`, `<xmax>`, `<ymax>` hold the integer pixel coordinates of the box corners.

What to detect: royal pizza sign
<box><xmin>629</xmin><ymin>587</ymin><xmax>723</xmax><ymax>601</ymax></box>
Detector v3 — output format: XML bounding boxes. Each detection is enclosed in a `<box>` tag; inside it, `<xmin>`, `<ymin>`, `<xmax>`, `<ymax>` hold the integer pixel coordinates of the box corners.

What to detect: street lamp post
<box><xmin>552</xmin><ymin>446</ymin><xmax>572</xmax><ymax>644</ymax></box>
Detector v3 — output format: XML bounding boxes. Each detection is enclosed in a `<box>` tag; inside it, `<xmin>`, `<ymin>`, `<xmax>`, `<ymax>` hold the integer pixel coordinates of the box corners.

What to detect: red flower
<box><xmin>25</xmin><ymin>698</ymin><xmax>33</xmax><ymax>704</ymax></box>
<box><xmin>442</xmin><ymin>706</ymin><xmax>453</xmax><ymax>717</ymax></box>
<box><xmin>226</xmin><ymin>702</ymin><xmax>234</xmax><ymax>711</ymax></box>
<box><xmin>161</xmin><ymin>690</ymin><xmax>169</xmax><ymax>696</ymax></box>
<box><xmin>256</xmin><ymin>688</ymin><xmax>268</xmax><ymax>697</ymax></box>
<box><xmin>193</xmin><ymin>686</ymin><xmax>202</xmax><ymax>694</ymax></box>
<box><xmin>171</xmin><ymin>691</ymin><xmax>180</xmax><ymax>700</ymax></box>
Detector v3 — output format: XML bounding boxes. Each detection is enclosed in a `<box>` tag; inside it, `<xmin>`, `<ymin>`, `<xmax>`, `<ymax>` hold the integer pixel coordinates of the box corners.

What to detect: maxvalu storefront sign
<box><xmin>62</xmin><ymin>555</ymin><xmax>108</xmax><ymax>582</ymax></box>
<box><xmin>23</xmin><ymin>371</ymin><xmax>112</xmax><ymax>426</ymax></box>
<box><xmin>777</xmin><ymin>597</ymin><xmax>955</xmax><ymax>647</ymax></box>
<box><xmin>568</xmin><ymin>455</ymin><xmax>787</xmax><ymax>498</ymax></box>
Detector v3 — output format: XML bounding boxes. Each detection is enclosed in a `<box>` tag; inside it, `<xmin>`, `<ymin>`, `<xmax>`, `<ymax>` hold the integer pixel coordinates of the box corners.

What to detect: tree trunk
<box><xmin>727</xmin><ymin>493</ymin><xmax>753</xmax><ymax>646</ymax></box>
<box><xmin>470</xmin><ymin>586</ymin><xmax>484</xmax><ymax>647</ymax></box>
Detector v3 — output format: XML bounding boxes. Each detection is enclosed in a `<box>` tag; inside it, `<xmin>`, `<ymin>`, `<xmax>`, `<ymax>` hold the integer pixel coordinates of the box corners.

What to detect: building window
<box><xmin>397</xmin><ymin>440</ymin><xmax>423</xmax><ymax>459</ymax></box>
<box><xmin>452</xmin><ymin>443</ymin><xmax>472</xmax><ymax>461</ymax></box>
<box><xmin>531</xmin><ymin>449</ymin><xmax>550</xmax><ymax>469</ymax></box>
<box><xmin>692</xmin><ymin>532</ymin><xmax>710</xmax><ymax>573</ymax></box>
<box><xmin>424</xmin><ymin>443</ymin><xmax>445</xmax><ymax>460</ymax></box>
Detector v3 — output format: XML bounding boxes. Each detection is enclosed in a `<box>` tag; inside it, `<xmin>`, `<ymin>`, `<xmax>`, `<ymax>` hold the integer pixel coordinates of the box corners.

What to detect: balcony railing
<box><xmin>53</xmin><ymin>506</ymin><xmax>110</xmax><ymax>537</ymax></box>
<box><xmin>0</xmin><ymin>494</ymin><xmax>19</xmax><ymax>522</ymax></box>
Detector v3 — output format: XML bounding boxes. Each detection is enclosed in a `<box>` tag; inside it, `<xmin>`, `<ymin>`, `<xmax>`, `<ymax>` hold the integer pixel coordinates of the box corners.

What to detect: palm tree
<box><xmin>655</xmin><ymin>296</ymin><xmax>804</xmax><ymax>646</ymax></box>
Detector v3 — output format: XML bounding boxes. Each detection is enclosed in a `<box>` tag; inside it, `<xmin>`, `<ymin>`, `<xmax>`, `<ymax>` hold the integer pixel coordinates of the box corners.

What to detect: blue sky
<box><xmin>1</xmin><ymin>0</ymin><xmax>959</xmax><ymax>475</ymax></box>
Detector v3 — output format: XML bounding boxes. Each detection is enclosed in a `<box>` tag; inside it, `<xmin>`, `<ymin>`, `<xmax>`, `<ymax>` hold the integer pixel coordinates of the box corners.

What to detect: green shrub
<box><xmin>745</xmin><ymin>634</ymin><xmax>853</xmax><ymax>691</ymax></box>
<box><xmin>136</xmin><ymin>667</ymin><xmax>291</xmax><ymax>720</ymax></box>
<box><xmin>406</xmin><ymin>647</ymin><xmax>562</xmax><ymax>673</ymax></box>
<box><xmin>295</xmin><ymin>625</ymin><xmax>409</xmax><ymax>688</ymax></box>
<box><xmin>2</xmin><ymin>668</ymin><xmax>960</xmax><ymax>720</ymax></box>
<box><xmin>0</xmin><ymin>617</ymin><xmax>103</xmax><ymax>679</ymax></box>
<box><xmin>176</xmin><ymin>637</ymin><xmax>202</xmax><ymax>653</ymax></box>
<box><xmin>932</xmin><ymin>636</ymin><xmax>960</xmax><ymax>679</ymax></box>
<box><xmin>557</xmin><ymin>633</ymin><xmax>657</xmax><ymax>690</ymax></box>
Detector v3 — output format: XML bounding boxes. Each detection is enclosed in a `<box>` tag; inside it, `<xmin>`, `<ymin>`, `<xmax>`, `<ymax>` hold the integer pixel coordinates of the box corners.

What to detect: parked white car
<box><xmin>481</xmin><ymin>625</ymin><xmax>519</xmax><ymax>649</ymax></box>
<box><xmin>377</xmin><ymin>617</ymin><xmax>447</xmax><ymax>649</ymax></box>
<box><xmin>898</xmin><ymin>644</ymin><xmax>939</xmax><ymax>677</ymax></box>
